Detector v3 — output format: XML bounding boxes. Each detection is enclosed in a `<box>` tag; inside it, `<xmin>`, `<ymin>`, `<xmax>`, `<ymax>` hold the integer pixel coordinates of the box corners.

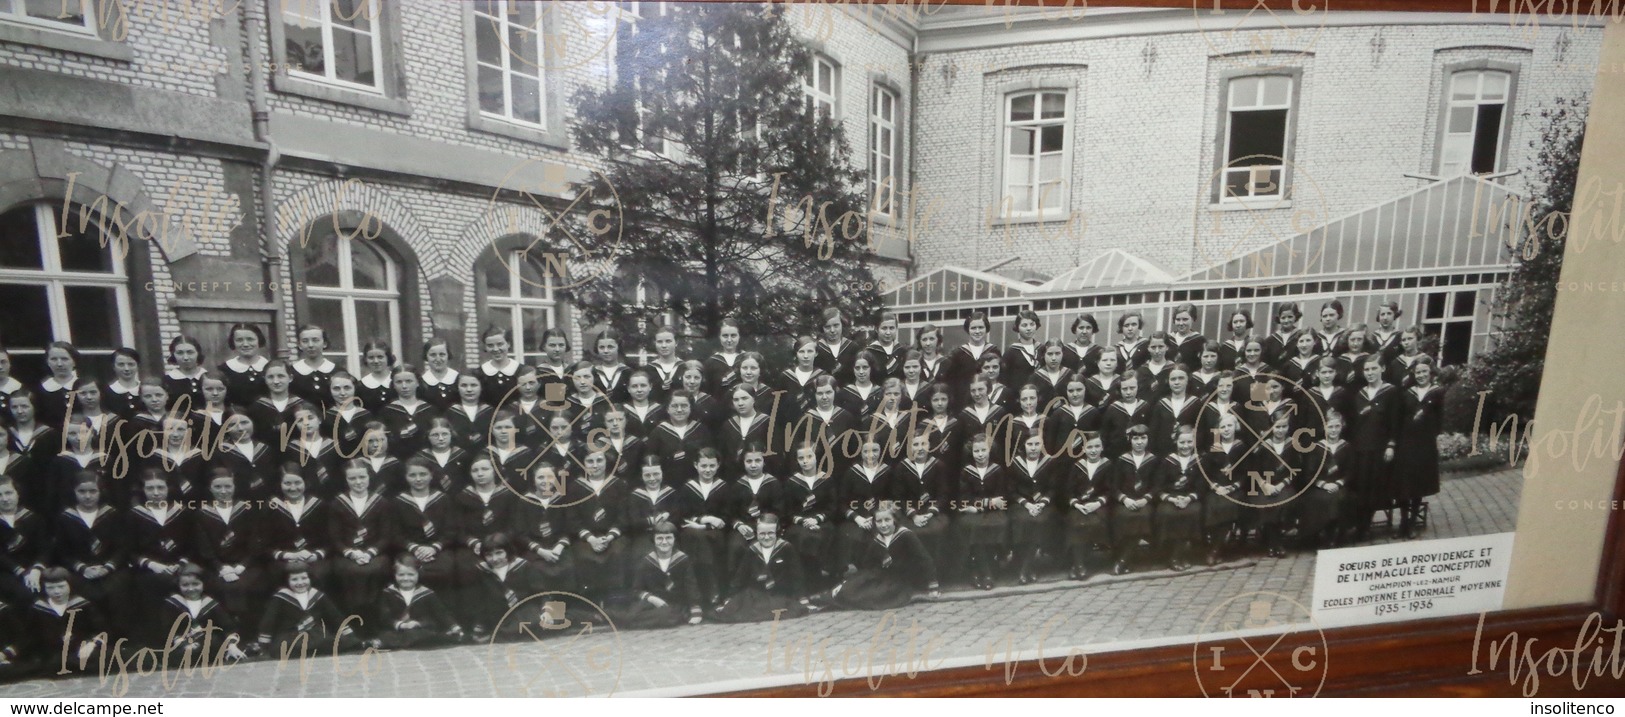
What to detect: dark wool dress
<box><xmin>829</xmin><ymin>528</ymin><xmax>938</xmax><ymax>611</ymax></box>
<box><xmin>1394</xmin><ymin>385</ymin><xmax>1444</xmax><ymax>501</ymax></box>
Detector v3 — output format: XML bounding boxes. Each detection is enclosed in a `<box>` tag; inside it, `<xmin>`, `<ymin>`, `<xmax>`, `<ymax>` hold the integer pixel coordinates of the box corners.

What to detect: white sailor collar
<box><xmin>225</xmin><ymin>356</ymin><xmax>269</xmax><ymax>372</ymax></box>
<box><xmin>107</xmin><ymin>380</ymin><xmax>140</xmax><ymax>395</ymax></box>
<box><xmin>0</xmin><ymin>377</ymin><xmax>20</xmax><ymax>394</ymax></box>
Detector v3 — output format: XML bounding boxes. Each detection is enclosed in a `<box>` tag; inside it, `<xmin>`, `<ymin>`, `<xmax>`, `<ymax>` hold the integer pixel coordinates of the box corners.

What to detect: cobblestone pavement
<box><xmin>0</xmin><ymin>467</ymin><xmax>1524</xmax><ymax>699</ymax></box>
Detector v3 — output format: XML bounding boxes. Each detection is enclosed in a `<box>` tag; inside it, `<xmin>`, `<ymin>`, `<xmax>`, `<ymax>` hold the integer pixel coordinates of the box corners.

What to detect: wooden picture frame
<box><xmin>724</xmin><ymin>0</ymin><xmax>1625</xmax><ymax>697</ymax></box>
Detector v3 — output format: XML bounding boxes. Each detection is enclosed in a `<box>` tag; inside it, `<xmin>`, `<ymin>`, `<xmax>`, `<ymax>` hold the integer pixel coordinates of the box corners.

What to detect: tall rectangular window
<box><xmin>1440</xmin><ymin>70</ymin><xmax>1511</xmax><ymax>177</ymax></box>
<box><xmin>803</xmin><ymin>54</ymin><xmax>839</xmax><ymax>120</ymax></box>
<box><xmin>1002</xmin><ymin>90</ymin><xmax>1068</xmax><ymax>217</ymax></box>
<box><xmin>1219</xmin><ymin>75</ymin><xmax>1294</xmax><ymax>201</ymax></box>
<box><xmin>869</xmin><ymin>85</ymin><xmax>900</xmax><ymax>217</ymax></box>
<box><xmin>615</xmin><ymin>2</ymin><xmax>671</xmax><ymax>155</ymax></box>
<box><xmin>474</xmin><ymin>1</ymin><xmax>546</xmax><ymax>128</ymax></box>
<box><xmin>1419</xmin><ymin>289</ymin><xmax>1477</xmax><ymax>367</ymax></box>
<box><xmin>282</xmin><ymin>0</ymin><xmax>383</xmax><ymax>91</ymax></box>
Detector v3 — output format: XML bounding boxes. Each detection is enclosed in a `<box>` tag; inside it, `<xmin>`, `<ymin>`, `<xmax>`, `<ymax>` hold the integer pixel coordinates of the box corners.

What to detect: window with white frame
<box><xmin>282</xmin><ymin>0</ymin><xmax>383</xmax><ymax>91</ymax></box>
<box><xmin>869</xmin><ymin>84</ymin><xmax>900</xmax><ymax>217</ymax></box>
<box><xmin>803</xmin><ymin>54</ymin><xmax>839</xmax><ymax>121</ymax></box>
<box><xmin>0</xmin><ymin>203</ymin><xmax>135</xmax><ymax>382</ymax></box>
<box><xmin>0</xmin><ymin>0</ymin><xmax>95</xmax><ymax>35</ymax></box>
<box><xmin>1419</xmin><ymin>289</ymin><xmax>1477</xmax><ymax>367</ymax></box>
<box><xmin>1219</xmin><ymin>75</ymin><xmax>1294</xmax><ymax>201</ymax></box>
<box><xmin>1439</xmin><ymin>70</ymin><xmax>1511</xmax><ymax>177</ymax></box>
<box><xmin>614</xmin><ymin>1</ymin><xmax>672</xmax><ymax>155</ymax></box>
<box><xmin>1001</xmin><ymin>90</ymin><xmax>1068</xmax><ymax>217</ymax></box>
<box><xmin>301</xmin><ymin>234</ymin><xmax>402</xmax><ymax>374</ymax></box>
<box><xmin>474</xmin><ymin>0</ymin><xmax>546</xmax><ymax>128</ymax></box>
<box><xmin>483</xmin><ymin>248</ymin><xmax>557</xmax><ymax>364</ymax></box>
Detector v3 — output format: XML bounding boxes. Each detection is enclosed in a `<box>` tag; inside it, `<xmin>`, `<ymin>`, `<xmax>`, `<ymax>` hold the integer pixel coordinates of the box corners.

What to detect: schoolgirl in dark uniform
<box><xmin>417</xmin><ymin>339</ymin><xmax>461</xmax><ymax>411</ymax></box>
<box><xmin>820</xmin><ymin>507</ymin><xmax>941</xmax><ymax>610</ymax></box>
<box><xmin>324</xmin><ymin>372</ymin><xmax>373</xmax><ymax>459</ymax></box>
<box><xmin>1004</xmin><ymin>385</ymin><xmax>1047</xmax><ymax>465</ymax></box>
<box><xmin>919</xmin><ymin>384</ymin><xmax>961</xmax><ymax>472</ymax></box>
<box><xmin>814</xmin><ymin>308</ymin><xmax>860</xmax><ymax>384</ymax></box>
<box><xmin>264</xmin><ymin>466</ymin><xmax>330</xmax><ymax>588</ymax></box>
<box><xmin>129</xmin><ymin>471</ymin><xmax>194</xmax><ymax>624</ymax></box>
<box><xmin>677</xmin><ymin>449</ymin><xmax>732</xmax><ymax>604</ymax></box>
<box><xmin>1002</xmin><ymin>310</ymin><xmax>1042</xmax><ymax>392</ymax></box>
<box><xmin>777</xmin><ymin>336</ymin><xmax>827</xmax><ymax>421</ymax></box>
<box><xmin>534</xmin><ymin>329</ymin><xmax>573</xmax><ymax>408</ymax></box>
<box><xmin>916</xmin><ymin>325</ymin><xmax>946</xmax><ymax>385</ymax></box>
<box><xmin>568</xmin><ymin>449</ymin><xmax>628</xmax><ymax>600</ymax></box>
<box><xmin>0</xmin><ymin>349</ymin><xmax>17</xmax><ymax>428</ymax></box>
<box><xmin>1238</xmin><ymin>375</ymin><xmax>1295</xmax><ymax>451</ymax></box>
<box><xmin>591</xmin><ymin>329</ymin><xmax>633</xmax><ymax>405</ymax></box>
<box><xmin>1189</xmin><ymin>345</ymin><xmax>1224</xmax><ymax>399</ymax></box>
<box><xmin>465</xmin><ymin>533</ymin><xmax>545</xmax><ymax>641</ymax></box>
<box><xmin>836</xmin><ymin>440</ymin><xmax>901</xmax><ymax>571</ymax></box>
<box><xmin>864</xmin><ymin>380</ymin><xmax>911</xmax><ymax>465</ymax></box>
<box><xmin>1007</xmin><ymin>428</ymin><xmax>1058</xmax><ymax>584</ymax></box>
<box><xmin>163</xmin><ymin>336</ymin><xmax>208</xmax><ymax>414</ymax></box>
<box><xmin>373</xmin><ymin>556</ymin><xmax>463</xmax><ymax>649</ymax></box>
<box><xmin>511</xmin><ymin>462</ymin><xmax>574</xmax><ymax>594</ymax></box>
<box><xmin>677</xmin><ymin>360</ymin><xmax>722</xmax><ymax>431</ymax></box>
<box><xmin>213</xmin><ymin>414</ymin><xmax>277</xmax><ymax>501</ymax></box>
<box><xmin>1114</xmin><ymin>313</ymin><xmax>1150</xmax><ymax>372</ymax></box>
<box><xmin>329</xmin><ymin>459</ymin><xmax>394</xmax><ymax>615</ymax></box>
<box><xmin>1302</xmin><ymin>357</ymin><xmax>1352</xmax><ymax>438</ymax></box>
<box><xmin>1336</xmin><ymin>326</ymin><xmax>1374</xmax><ymax>392</ymax></box>
<box><xmin>645</xmin><ymin>391</ymin><xmax>712</xmax><ymax>487</ymax></box>
<box><xmin>866</xmin><ymin>311</ymin><xmax>907</xmax><ymax>382</ymax></box>
<box><xmin>1156</xmin><ymin>426</ymin><xmax>1205</xmax><ymax>571</ymax></box>
<box><xmin>729</xmin><ymin>444</ymin><xmax>786</xmax><ymax>566</ymax></box>
<box><xmin>30</xmin><ymin>568</ymin><xmax>109</xmax><ymax>672</ymax></box>
<box><xmin>1245</xmin><ymin>410</ymin><xmax>1299</xmax><ymax>558</ymax></box>
<box><xmin>392</xmin><ymin>458</ymin><xmax>460</xmax><ymax>599</ymax></box>
<box><xmin>704</xmin><ymin>319</ymin><xmax>747</xmax><ymax>399</ymax></box>
<box><xmin>1232</xmin><ymin>340</ymin><xmax>1271</xmax><ymax>406</ymax></box>
<box><xmin>781</xmin><ymin>444</ymin><xmax>838</xmax><ymax>589</ymax></box>
<box><xmin>486</xmin><ymin>409</ymin><xmax>539</xmax><ymax>494</ymax></box>
<box><xmin>614</xmin><ymin>521</ymin><xmax>704</xmax><ymax>629</ymax></box>
<box><xmin>1349</xmin><ymin>357</ymin><xmax>1401</xmax><ymax>541</ymax></box>
<box><xmin>1100</xmin><ymin>375</ymin><xmax>1150</xmax><ymax>459</ymax></box>
<box><xmin>621</xmin><ymin>369</ymin><xmax>667</xmax><ymax>440</ymax></box>
<box><xmin>1313</xmin><ymin>300</ymin><xmax>1349</xmax><ymax>356</ymax></box>
<box><xmin>794</xmin><ymin>377</ymin><xmax>856</xmax><ymax>478</ymax></box>
<box><xmin>126</xmin><ymin>377</ymin><xmax>172</xmax><ymax>448</ymax></box>
<box><xmin>1394</xmin><ymin>358</ymin><xmax>1444</xmax><ymax>539</ymax></box>
<box><xmin>1110</xmin><ymin>425</ymin><xmax>1158</xmax><ymax>574</ymax></box>
<box><xmin>734</xmin><ymin>352</ymin><xmax>779</xmax><ymax>422</ymax></box>
<box><xmin>193</xmin><ymin>468</ymin><xmax>264</xmax><ymax>621</ymax></box>
<box><xmin>290</xmin><ymin>325</ymin><xmax>337</xmax><ymax>411</ymax></box>
<box><xmin>1084</xmin><ymin>352</ymin><xmax>1122</xmax><ymax>409</ymax></box>
<box><xmin>477</xmin><ymin>326</ymin><xmax>521</xmax><ymax>407</ymax></box>
<box><xmin>1369</xmin><ymin>301</ymin><xmax>1405</xmax><ymax>366</ymax></box>
<box><xmin>1388</xmin><ymin>327</ymin><xmax>1427</xmax><ymax>389</ymax></box>
<box><xmin>455</xmin><ymin>456</ymin><xmax>522</xmax><ymax>567</ymax></box>
<box><xmin>219</xmin><ymin>324</ymin><xmax>270</xmax><ymax>408</ymax></box>
<box><xmin>1261</xmin><ymin>303</ymin><xmax>1303</xmax><ymax>370</ymax></box>
<box><xmin>137</xmin><ymin>416</ymin><xmax>208</xmax><ymax>505</ymax></box>
<box><xmin>53</xmin><ymin>472</ymin><xmax>131</xmax><ymax>625</ymax></box>
<box><xmin>838</xmin><ymin>351</ymin><xmax>885</xmax><ymax>421</ymax></box>
<box><xmin>251</xmin><ymin>561</ymin><xmax>360</xmax><ymax>657</ymax></box>
<box><xmin>624</xmin><ymin>456</ymin><xmax>680</xmax><ymax>557</ymax></box>
<box><xmin>1029</xmin><ymin>340</ymin><xmax>1072</xmax><ymax>411</ymax></box>
<box><xmin>1279</xmin><ymin>332</ymin><xmax>1322</xmax><ymax>399</ymax></box>
<box><xmin>380</xmin><ymin>365</ymin><xmax>435</xmax><ymax>459</ymax></box>
<box><xmin>1063</xmin><ymin>314</ymin><xmax>1104</xmax><ymax>378</ymax></box>
<box><xmin>537</xmin><ymin>415</ymin><xmax>586</xmax><ymax>479</ymax></box>
<box><xmin>1216</xmin><ymin>310</ymin><xmax>1255</xmax><ymax>372</ymax></box>
<box><xmin>0</xmin><ymin>599</ymin><xmax>36</xmax><ymax>680</ymax></box>
<box><xmin>1151</xmin><ymin>366</ymin><xmax>1201</xmax><ymax>456</ymax></box>
<box><xmin>445</xmin><ymin>374</ymin><xmax>495</xmax><ymax>453</ymax></box>
<box><xmin>0</xmin><ymin>476</ymin><xmax>47</xmax><ymax>608</ymax></box>
<box><xmin>598</xmin><ymin>409</ymin><xmax>645</xmax><ymax>482</ymax></box>
<box><xmin>893</xmin><ymin>431</ymin><xmax>952</xmax><ymax>584</ymax></box>
<box><xmin>957</xmin><ymin>376</ymin><xmax>1008</xmax><ymax>460</ymax></box>
<box><xmin>1167</xmin><ymin>304</ymin><xmax>1208</xmax><ymax>369</ymax></box>
<box><xmin>244</xmin><ymin>360</ymin><xmax>304</xmax><ymax>457</ymax></box>
<box><xmin>712</xmin><ymin>514</ymin><xmax>809</xmax><ymax>623</ymax></box>
<box><xmin>561</xmin><ymin>361</ymin><xmax>611</xmax><ymax>442</ymax></box>
<box><xmin>1202</xmin><ymin>413</ymin><xmax>1248</xmax><ymax>564</ymax></box>
<box><xmin>188</xmin><ymin>371</ymin><xmax>239</xmax><ymax>460</ymax></box>
<box><xmin>104</xmin><ymin>348</ymin><xmax>145</xmax><ymax>420</ymax></box>
<box><xmin>944</xmin><ymin>312</ymin><xmax>999</xmax><ymax>409</ymax></box>
<box><xmin>46</xmin><ymin>419</ymin><xmax>107</xmax><ymax>511</ymax></box>
<box><xmin>282</xmin><ymin>406</ymin><xmax>340</xmax><ymax>498</ymax></box>
<box><xmin>956</xmin><ymin>432</ymin><xmax>1007</xmax><ymax>590</ymax></box>
<box><xmin>646</xmin><ymin>326</ymin><xmax>686</xmax><ymax>401</ymax></box>
<box><xmin>719</xmin><ymin>386</ymin><xmax>772</xmax><ymax>480</ymax></box>
<box><xmin>158</xmin><ymin>565</ymin><xmax>248</xmax><ymax>659</ymax></box>
<box><xmin>68</xmin><ymin>381</ymin><xmax>117</xmax><ymax>456</ymax></box>
<box><xmin>1135</xmin><ymin>332</ymin><xmax>1176</xmax><ymax>399</ymax></box>
<box><xmin>899</xmin><ymin>351</ymin><xmax>931</xmax><ymax>415</ymax></box>
<box><xmin>355</xmin><ymin>341</ymin><xmax>399</xmax><ymax>413</ymax></box>
<box><xmin>35</xmin><ymin>342</ymin><xmax>79</xmax><ymax>430</ymax></box>
<box><xmin>1046</xmin><ymin>375</ymin><xmax>1099</xmax><ymax>459</ymax></box>
<box><xmin>1296</xmin><ymin>410</ymin><xmax>1354</xmax><ymax>548</ymax></box>
<box><xmin>415</xmin><ymin>418</ymin><xmax>469</xmax><ymax>494</ymax></box>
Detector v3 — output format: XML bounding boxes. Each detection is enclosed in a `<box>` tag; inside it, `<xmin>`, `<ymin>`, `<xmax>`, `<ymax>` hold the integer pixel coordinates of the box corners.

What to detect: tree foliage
<box><xmin>563</xmin><ymin>3</ymin><xmax>882</xmax><ymax>343</ymax></box>
<box><xmin>1457</xmin><ymin>94</ymin><xmax>1588</xmax><ymax>426</ymax></box>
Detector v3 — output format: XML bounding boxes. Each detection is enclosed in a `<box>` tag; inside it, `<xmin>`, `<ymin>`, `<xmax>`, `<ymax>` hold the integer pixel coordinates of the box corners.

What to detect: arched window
<box><xmin>480</xmin><ymin>247</ymin><xmax>557</xmax><ymax>363</ymax></box>
<box><xmin>301</xmin><ymin>234</ymin><xmax>402</xmax><ymax>374</ymax></box>
<box><xmin>0</xmin><ymin>202</ymin><xmax>135</xmax><ymax>381</ymax></box>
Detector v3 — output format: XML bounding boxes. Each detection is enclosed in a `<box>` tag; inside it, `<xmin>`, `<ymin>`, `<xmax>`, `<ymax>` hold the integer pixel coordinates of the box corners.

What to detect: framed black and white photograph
<box><xmin>0</xmin><ymin>0</ymin><xmax>1621</xmax><ymax>701</ymax></box>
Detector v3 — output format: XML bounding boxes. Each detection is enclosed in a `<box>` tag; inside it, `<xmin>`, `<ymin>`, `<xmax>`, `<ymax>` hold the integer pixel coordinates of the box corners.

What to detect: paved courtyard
<box><xmin>0</xmin><ymin>466</ymin><xmax>1523</xmax><ymax>698</ymax></box>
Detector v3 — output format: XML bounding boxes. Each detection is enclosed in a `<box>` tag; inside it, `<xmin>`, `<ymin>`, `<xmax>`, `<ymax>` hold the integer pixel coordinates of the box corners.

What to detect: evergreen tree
<box><xmin>563</xmin><ymin>3</ymin><xmax>882</xmax><ymax>343</ymax></box>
